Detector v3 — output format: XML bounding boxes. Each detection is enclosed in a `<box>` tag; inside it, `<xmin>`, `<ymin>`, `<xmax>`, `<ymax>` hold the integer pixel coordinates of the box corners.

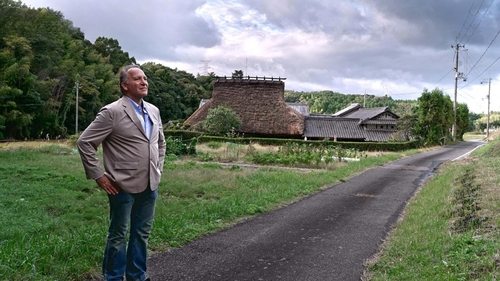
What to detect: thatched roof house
<box><xmin>184</xmin><ymin>77</ymin><xmax>401</xmax><ymax>141</ymax></box>
<box><xmin>184</xmin><ymin>77</ymin><xmax>304</xmax><ymax>136</ymax></box>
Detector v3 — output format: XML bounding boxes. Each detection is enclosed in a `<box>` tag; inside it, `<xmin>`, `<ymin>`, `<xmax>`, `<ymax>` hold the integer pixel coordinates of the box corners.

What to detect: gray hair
<box><xmin>119</xmin><ymin>64</ymin><xmax>141</xmax><ymax>93</ymax></box>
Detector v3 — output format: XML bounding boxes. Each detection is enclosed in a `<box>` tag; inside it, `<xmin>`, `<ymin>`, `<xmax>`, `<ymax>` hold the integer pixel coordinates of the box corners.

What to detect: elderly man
<box><xmin>77</xmin><ymin>65</ymin><xmax>166</xmax><ymax>281</ymax></box>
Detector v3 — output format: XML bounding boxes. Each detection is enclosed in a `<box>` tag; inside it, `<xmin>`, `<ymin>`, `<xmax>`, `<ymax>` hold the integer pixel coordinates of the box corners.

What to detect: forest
<box><xmin>0</xmin><ymin>0</ymin><xmax>483</xmax><ymax>142</ymax></box>
<box><xmin>0</xmin><ymin>0</ymin><xmax>214</xmax><ymax>139</ymax></box>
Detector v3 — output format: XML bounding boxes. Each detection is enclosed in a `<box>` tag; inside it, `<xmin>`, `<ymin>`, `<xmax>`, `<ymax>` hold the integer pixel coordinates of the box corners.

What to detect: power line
<box><xmin>436</xmin><ymin>46</ymin><xmax>460</xmax><ymax>84</ymax></box>
<box><xmin>463</xmin><ymin>54</ymin><xmax>500</xmax><ymax>86</ymax></box>
<box><xmin>456</xmin><ymin>1</ymin><xmax>481</xmax><ymax>42</ymax></box>
<box><xmin>436</xmin><ymin>69</ymin><xmax>453</xmax><ymax>84</ymax></box>
<box><xmin>476</xmin><ymin>55</ymin><xmax>500</xmax><ymax>78</ymax></box>
<box><xmin>463</xmin><ymin>0</ymin><xmax>495</xmax><ymax>45</ymax></box>
<box><xmin>457</xmin><ymin>89</ymin><xmax>475</xmax><ymax>100</ymax></box>
<box><xmin>459</xmin><ymin>0</ymin><xmax>486</xmax><ymax>43</ymax></box>
<box><xmin>465</xmin><ymin>28</ymin><xmax>500</xmax><ymax>77</ymax></box>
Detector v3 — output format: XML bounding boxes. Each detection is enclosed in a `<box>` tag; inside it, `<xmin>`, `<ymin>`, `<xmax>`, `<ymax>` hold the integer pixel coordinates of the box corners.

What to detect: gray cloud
<box><xmin>22</xmin><ymin>0</ymin><xmax>221</xmax><ymax>60</ymax></box>
<box><xmin>366</xmin><ymin>0</ymin><xmax>500</xmax><ymax>47</ymax></box>
<box><xmin>19</xmin><ymin>0</ymin><xmax>500</xmax><ymax>112</ymax></box>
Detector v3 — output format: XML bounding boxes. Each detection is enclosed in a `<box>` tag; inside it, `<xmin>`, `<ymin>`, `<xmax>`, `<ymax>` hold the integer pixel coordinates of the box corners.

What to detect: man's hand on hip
<box><xmin>96</xmin><ymin>175</ymin><xmax>120</xmax><ymax>195</ymax></box>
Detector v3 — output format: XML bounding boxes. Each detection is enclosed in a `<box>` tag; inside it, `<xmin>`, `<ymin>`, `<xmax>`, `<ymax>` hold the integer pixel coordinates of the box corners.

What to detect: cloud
<box><xmin>19</xmin><ymin>0</ymin><xmax>500</xmax><ymax>113</ymax></box>
<box><xmin>21</xmin><ymin>0</ymin><xmax>221</xmax><ymax>60</ymax></box>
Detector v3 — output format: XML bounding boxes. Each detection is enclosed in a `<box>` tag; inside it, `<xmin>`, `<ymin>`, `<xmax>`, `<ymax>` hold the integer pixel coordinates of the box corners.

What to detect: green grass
<box><xmin>366</xmin><ymin>138</ymin><xmax>500</xmax><ymax>280</ymax></box>
<box><xmin>0</xmin><ymin>145</ymin><xmax>106</xmax><ymax>280</ymax></box>
<box><xmin>463</xmin><ymin>132</ymin><xmax>487</xmax><ymax>141</ymax></box>
<box><xmin>0</xmin><ymin>143</ymin><xmax>405</xmax><ymax>280</ymax></box>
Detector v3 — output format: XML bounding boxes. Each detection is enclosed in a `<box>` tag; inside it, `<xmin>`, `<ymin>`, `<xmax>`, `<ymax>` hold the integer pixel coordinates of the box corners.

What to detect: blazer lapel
<box><xmin>121</xmin><ymin>97</ymin><xmax>147</xmax><ymax>138</ymax></box>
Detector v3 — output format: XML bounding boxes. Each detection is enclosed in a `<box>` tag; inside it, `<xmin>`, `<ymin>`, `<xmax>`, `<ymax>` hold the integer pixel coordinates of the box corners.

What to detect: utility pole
<box><xmin>481</xmin><ymin>78</ymin><xmax>491</xmax><ymax>140</ymax></box>
<box><xmin>75</xmin><ymin>80</ymin><xmax>79</xmax><ymax>135</ymax></box>
<box><xmin>452</xmin><ymin>43</ymin><xmax>465</xmax><ymax>141</ymax></box>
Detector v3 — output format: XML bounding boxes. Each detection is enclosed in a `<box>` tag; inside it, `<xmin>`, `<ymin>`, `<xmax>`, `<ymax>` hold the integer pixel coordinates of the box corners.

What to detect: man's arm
<box><xmin>77</xmin><ymin>107</ymin><xmax>119</xmax><ymax>194</ymax></box>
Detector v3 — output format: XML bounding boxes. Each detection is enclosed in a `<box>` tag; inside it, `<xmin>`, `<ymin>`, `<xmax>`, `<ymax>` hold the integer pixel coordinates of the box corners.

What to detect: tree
<box><xmin>202</xmin><ymin>106</ymin><xmax>241</xmax><ymax>136</ymax></box>
<box><xmin>455</xmin><ymin>103</ymin><xmax>470</xmax><ymax>140</ymax></box>
<box><xmin>141</xmin><ymin>62</ymin><xmax>212</xmax><ymax>123</ymax></box>
<box><xmin>468</xmin><ymin>112</ymin><xmax>482</xmax><ymax>132</ymax></box>
<box><xmin>284</xmin><ymin>90</ymin><xmax>403</xmax><ymax>115</ymax></box>
<box><xmin>94</xmin><ymin>37</ymin><xmax>136</xmax><ymax>72</ymax></box>
<box><xmin>396</xmin><ymin>114</ymin><xmax>418</xmax><ymax>141</ymax></box>
<box><xmin>232</xmin><ymin>69</ymin><xmax>243</xmax><ymax>78</ymax></box>
<box><xmin>0</xmin><ymin>35</ymin><xmax>38</xmax><ymax>138</ymax></box>
<box><xmin>475</xmin><ymin>112</ymin><xmax>500</xmax><ymax>132</ymax></box>
<box><xmin>0</xmin><ymin>1</ymin><xmax>124</xmax><ymax>138</ymax></box>
<box><xmin>197</xmin><ymin>72</ymin><xmax>216</xmax><ymax>94</ymax></box>
<box><xmin>414</xmin><ymin>88</ymin><xmax>453</xmax><ymax>145</ymax></box>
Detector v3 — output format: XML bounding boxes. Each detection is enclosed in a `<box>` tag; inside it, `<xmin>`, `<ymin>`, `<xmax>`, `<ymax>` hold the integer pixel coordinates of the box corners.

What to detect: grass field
<box><xmin>3</xmin><ymin>138</ymin><xmax>496</xmax><ymax>280</ymax></box>
<box><xmin>365</xmin><ymin>136</ymin><xmax>499</xmax><ymax>280</ymax></box>
<box><xmin>0</xmin><ymin>141</ymin><xmax>407</xmax><ymax>281</ymax></box>
<box><xmin>463</xmin><ymin>132</ymin><xmax>487</xmax><ymax>141</ymax></box>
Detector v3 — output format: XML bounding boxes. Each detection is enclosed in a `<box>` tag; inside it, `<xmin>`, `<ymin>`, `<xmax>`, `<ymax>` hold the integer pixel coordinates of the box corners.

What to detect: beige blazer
<box><xmin>77</xmin><ymin>96</ymin><xmax>166</xmax><ymax>193</ymax></box>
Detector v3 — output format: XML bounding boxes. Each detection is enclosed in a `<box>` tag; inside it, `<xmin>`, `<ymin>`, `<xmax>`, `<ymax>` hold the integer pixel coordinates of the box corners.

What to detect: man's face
<box><xmin>123</xmin><ymin>68</ymin><xmax>148</xmax><ymax>103</ymax></box>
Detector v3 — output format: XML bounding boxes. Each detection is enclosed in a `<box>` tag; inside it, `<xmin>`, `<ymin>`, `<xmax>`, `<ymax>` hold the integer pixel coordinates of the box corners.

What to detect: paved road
<box><xmin>148</xmin><ymin>141</ymin><xmax>483</xmax><ymax>281</ymax></box>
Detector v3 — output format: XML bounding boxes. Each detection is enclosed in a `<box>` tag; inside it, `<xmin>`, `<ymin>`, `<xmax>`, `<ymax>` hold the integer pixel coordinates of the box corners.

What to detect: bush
<box><xmin>163</xmin><ymin>130</ymin><xmax>420</xmax><ymax>152</ymax></box>
<box><xmin>246</xmin><ymin>143</ymin><xmax>366</xmax><ymax>168</ymax></box>
<box><xmin>165</xmin><ymin>136</ymin><xmax>197</xmax><ymax>156</ymax></box>
<box><xmin>66</xmin><ymin>134</ymin><xmax>80</xmax><ymax>146</ymax></box>
<box><xmin>202</xmin><ymin>106</ymin><xmax>241</xmax><ymax>136</ymax></box>
<box><xmin>164</xmin><ymin>130</ymin><xmax>203</xmax><ymax>139</ymax></box>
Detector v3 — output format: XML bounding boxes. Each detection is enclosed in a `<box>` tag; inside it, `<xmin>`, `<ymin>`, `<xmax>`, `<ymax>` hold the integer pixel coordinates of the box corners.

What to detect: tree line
<box><xmin>0</xmin><ymin>0</ymin><xmax>477</xmax><ymax>144</ymax></box>
<box><xmin>0</xmin><ymin>0</ymin><xmax>214</xmax><ymax>140</ymax></box>
<box><xmin>285</xmin><ymin>89</ymin><xmax>471</xmax><ymax>144</ymax></box>
<box><xmin>284</xmin><ymin>90</ymin><xmax>416</xmax><ymax>117</ymax></box>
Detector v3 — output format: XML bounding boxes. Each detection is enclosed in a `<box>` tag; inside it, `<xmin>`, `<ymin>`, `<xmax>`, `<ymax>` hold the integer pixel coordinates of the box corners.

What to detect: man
<box><xmin>77</xmin><ymin>65</ymin><xmax>166</xmax><ymax>281</ymax></box>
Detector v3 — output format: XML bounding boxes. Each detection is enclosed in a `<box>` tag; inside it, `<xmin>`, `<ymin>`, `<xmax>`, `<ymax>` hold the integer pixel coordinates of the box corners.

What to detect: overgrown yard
<box><xmin>3</xmin><ymin>138</ymin><xmax>495</xmax><ymax>281</ymax></box>
<box><xmin>0</xmin><ymin>141</ymin><xmax>406</xmax><ymax>281</ymax></box>
<box><xmin>365</xmin><ymin>136</ymin><xmax>499</xmax><ymax>280</ymax></box>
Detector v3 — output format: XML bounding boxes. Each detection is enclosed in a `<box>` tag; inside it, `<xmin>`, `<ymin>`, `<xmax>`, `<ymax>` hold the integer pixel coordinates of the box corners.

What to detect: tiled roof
<box><xmin>332</xmin><ymin>103</ymin><xmax>361</xmax><ymax>117</ymax></box>
<box><xmin>304</xmin><ymin>116</ymin><xmax>398</xmax><ymax>141</ymax></box>
<box><xmin>304</xmin><ymin>116</ymin><xmax>365</xmax><ymax>140</ymax></box>
<box><xmin>341</xmin><ymin>107</ymin><xmax>390</xmax><ymax>119</ymax></box>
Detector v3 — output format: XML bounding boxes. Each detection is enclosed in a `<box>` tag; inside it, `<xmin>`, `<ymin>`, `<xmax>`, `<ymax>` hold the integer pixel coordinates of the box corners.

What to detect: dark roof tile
<box><xmin>304</xmin><ymin>116</ymin><xmax>399</xmax><ymax>141</ymax></box>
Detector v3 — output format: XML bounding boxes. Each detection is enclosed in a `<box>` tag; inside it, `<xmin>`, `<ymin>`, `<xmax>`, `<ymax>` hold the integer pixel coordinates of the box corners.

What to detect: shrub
<box><xmin>450</xmin><ymin>167</ymin><xmax>484</xmax><ymax>232</ymax></box>
<box><xmin>246</xmin><ymin>143</ymin><xmax>366</xmax><ymax>168</ymax></box>
<box><xmin>165</xmin><ymin>136</ymin><xmax>197</xmax><ymax>156</ymax></box>
<box><xmin>201</xmin><ymin>106</ymin><xmax>241</xmax><ymax>136</ymax></box>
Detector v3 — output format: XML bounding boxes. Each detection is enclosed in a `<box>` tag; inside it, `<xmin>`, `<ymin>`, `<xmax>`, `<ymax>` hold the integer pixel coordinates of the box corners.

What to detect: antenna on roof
<box><xmin>245</xmin><ymin>57</ymin><xmax>248</xmax><ymax>75</ymax></box>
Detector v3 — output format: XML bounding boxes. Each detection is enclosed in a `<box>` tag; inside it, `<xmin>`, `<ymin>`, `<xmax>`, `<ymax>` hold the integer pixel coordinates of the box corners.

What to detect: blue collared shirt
<box><xmin>127</xmin><ymin>97</ymin><xmax>152</xmax><ymax>139</ymax></box>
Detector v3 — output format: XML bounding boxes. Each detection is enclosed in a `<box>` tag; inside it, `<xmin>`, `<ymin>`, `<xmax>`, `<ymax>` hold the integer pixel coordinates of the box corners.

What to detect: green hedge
<box><xmin>164</xmin><ymin>130</ymin><xmax>420</xmax><ymax>152</ymax></box>
<box><xmin>165</xmin><ymin>136</ymin><xmax>197</xmax><ymax>156</ymax></box>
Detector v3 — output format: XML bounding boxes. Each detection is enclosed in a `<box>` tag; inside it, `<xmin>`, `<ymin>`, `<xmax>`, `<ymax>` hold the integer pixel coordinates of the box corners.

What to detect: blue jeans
<box><xmin>103</xmin><ymin>188</ymin><xmax>158</xmax><ymax>281</ymax></box>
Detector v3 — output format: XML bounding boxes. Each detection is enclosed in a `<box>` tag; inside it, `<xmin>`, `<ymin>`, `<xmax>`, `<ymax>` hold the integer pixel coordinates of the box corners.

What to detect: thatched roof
<box><xmin>185</xmin><ymin>78</ymin><xmax>304</xmax><ymax>135</ymax></box>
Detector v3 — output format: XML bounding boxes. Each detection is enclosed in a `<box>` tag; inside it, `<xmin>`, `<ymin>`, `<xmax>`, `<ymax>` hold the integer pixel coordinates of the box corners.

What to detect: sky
<box><xmin>19</xmin><ymin>0</ymin><xmax>500</xmax><ymax>114</ymax></box>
